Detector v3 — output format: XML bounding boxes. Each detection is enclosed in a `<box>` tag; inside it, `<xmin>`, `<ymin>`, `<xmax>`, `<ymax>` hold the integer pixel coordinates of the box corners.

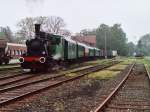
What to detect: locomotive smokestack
<box><xmin>35</xmin><ymin>24</ymin><xmax>41</xmax><ymax>38</ymax></box>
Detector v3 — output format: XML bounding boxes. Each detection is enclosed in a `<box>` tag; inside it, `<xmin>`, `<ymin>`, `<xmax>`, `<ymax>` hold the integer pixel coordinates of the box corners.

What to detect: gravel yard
<box><xmin>13</xmin><ymin>63</ymin><xmax>131</xmax><ymax>112</ymax></box>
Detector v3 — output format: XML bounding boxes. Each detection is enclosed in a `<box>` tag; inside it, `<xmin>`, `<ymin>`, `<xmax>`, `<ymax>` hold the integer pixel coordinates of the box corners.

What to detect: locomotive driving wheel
<box><xmin>4</xmin><ymin>59</ymin><xmax>9</xmax><ymax>65</ymax></box>
<box><xmin>31</xmin><ymin>68</ymin><xmax>37</xmax><ymax>73</ymax></box>
<box><xmin>0</xmin><ymin>61</ymin><xmax>2</xmax><ymax>65</ymax></box>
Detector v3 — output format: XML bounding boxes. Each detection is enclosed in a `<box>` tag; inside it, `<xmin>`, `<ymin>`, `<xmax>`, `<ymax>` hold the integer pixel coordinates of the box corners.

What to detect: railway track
<box><xmin>93</xmin><ymin>63</ymin><xmax>150</xmax><ymax>112</ymax></box>
<box><xmin>0</xmin><ymin>59</ymin><xmax>115</xmax><ymax>90</ymax></box>
<box><xmin>0</xmin><ymin>61</ymin><xmax>120</xmax><ymax>111</ymax></box>
<box><xmin>0</xmin><ymin>59</ymin><xmax>110</xmax><ymax>79</ymax></box>
<box><xmin>0</xmin><ymin>68</ymin><xmax>23</xmax><ymax>80</ymax></box>
<box><xmin>0</xmin><ymin>61</ymin><xmax>109</xmax><ymax>89</ymax></box>
<box><xmin>0</xmin><ymin>63</ymin><xmax>97</xmax><ymax>88</ymax></box>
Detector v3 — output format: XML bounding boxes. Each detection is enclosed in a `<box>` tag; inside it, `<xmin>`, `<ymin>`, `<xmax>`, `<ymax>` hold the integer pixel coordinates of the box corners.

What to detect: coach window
<box><xmin>13</xmin><ymin>50</ymin><xmax>14</xmax><ymax>55</ymax></box>
<box><xmin>7</xmin><ymin>50</ymin><xmax>10</xmax><ymax>55</ymax></box>
<box><xmin>15</xmin><ymin>50</ymin><xmax>18</xmax><ymax>56</ymax></box>
<box><xmin>11</xmin><ymin>50</ymin><xmax>14</xmax><ymax>55</ymax></box>
<box><xmin>15</xmin><ymin>50</ymin><xmax>17</xmax><ymax>55</ymax></box>
<box><xmin>11</xmin><ymin>50</ymin><xmax>13</xmax><ymax>55</ymax></box>
<box><xmin>11</xmin><ymin>50</ymin><xmax>13</xmax><ymax>56</ymax></box>
<box><xmin>11</xmin><ymin>50</ymin><xmax>12</xmax><ymax>55</ymax></box>
<box><xmin>16</xmin><ymin>50</ymin><xmax>18</xmax><ymax>55</ymax></box>
<box><xmin>9</xmin><ymin>50</ymin><xmax>11</xmax><ymax>55</ymax></box>
<box><xmin>14</xmin><ymin>50</ymin><xmax>15</xmax><ymax>55</ymax></box>
<box><xmin>17</xmin><ymin>50</ymin><xmax>19</xmax><ymax>55</ymax></box>
<box><xmin>20</xmin><ymin>50</ymin><xmax>22</xmax><ymax>55</ymax></box>
<box><xmin>10</xmin><ymin>50</ymin><xmax>12</xmax><ymax>55</ymax></box>
<box><xmin>18</xmin><ymin>50</ymin><xmax>20</xmax><ymax>55</ymax></box>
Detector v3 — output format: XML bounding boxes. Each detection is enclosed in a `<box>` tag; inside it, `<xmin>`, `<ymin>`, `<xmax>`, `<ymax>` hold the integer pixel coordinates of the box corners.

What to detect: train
<box><xmin>19</xmin><ymin>24</ymin><xmax>117</xmax><ymax>71</ymax></box>
<box><xmin>0</xmin><ymin>40</ymin><xmax>26</xmax><ymax>65</ymax></box>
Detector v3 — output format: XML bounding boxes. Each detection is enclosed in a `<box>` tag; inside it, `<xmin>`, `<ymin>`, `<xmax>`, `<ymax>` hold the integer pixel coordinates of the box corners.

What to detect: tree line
<box><xmin>79</xmin><ymin>24</ymin><xmax>136</xmax><ymax>56</ymax></box>
<box><xmin>0</xmin><ymin>16</ymin><xmax>70</xmax><ymax>43</ymax></box>
<box><xmin>136</xmin><ymin>34</ymin><xmax>150</xmax><ymax>56</ymax></box>
<box><xmin>1</xmin><ymin>16</ymin><xmax>150</xmax><ymax>56</ymax></box>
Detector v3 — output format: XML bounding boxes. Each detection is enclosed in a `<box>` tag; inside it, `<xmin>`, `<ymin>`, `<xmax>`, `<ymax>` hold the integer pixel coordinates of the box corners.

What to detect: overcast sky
<box><xmin>0</xmin><ymin>0</ymin><xmax>150</xmax><ymax>43</ymax></box>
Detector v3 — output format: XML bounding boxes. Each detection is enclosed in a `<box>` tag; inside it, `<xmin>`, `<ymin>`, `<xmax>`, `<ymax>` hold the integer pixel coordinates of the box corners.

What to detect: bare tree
<box><xmin>44</xmin><ymin>16</ymin><xmax>66</xmax><ymax>34</ymax></box>
<box><xmin>16</xmin><ymin>16</ymin><xmax>69</xmax><ymax>39</ymax></box>
<box><xmin>17</xmin><ymin>17</ymin><xmax>35</xmax><ymax>39</ymax></box>
<box><xmin>59</xmin><ymin>29</ymin><xmax>71</xmax><ymax>36</ymax></box>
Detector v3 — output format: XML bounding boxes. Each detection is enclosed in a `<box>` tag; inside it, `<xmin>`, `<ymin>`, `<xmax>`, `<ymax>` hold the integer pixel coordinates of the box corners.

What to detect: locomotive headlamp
<box><xmin>39</xmin><ymin>57</ymin><xmax>46</xmax><ymax>63</ymax></box>
<box><xmin>42</xmin><ymin>51</ymin><xmax>46</xmax><ymax>55</ymax></box>
<box><xmin>19</xmin><ymin>57</ymin><xmax>24</xmax><ymax>63</ymax></box>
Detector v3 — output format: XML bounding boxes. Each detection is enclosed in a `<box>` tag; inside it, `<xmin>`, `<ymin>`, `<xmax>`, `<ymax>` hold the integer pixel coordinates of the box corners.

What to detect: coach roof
<box><xmin>63</xmin><ymin>36</ymin><xmax>76</xmax><ymax>44</ymax></box>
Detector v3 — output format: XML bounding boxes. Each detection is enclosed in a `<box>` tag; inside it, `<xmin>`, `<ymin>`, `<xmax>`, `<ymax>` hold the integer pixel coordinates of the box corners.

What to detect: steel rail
<box><xmin>0</xmin><ymin>66</ymin><xmax>20</xmax><ymax>71</ymax></box>
<box><xmin>0</xmin><ymin>61</ymin><xmax>119</xmax><ymax>92</ymax></box>
<box><xmin>0</xmin><ymin>72</ymin><xmax>28</xmax><ymax>81</ymax></box>
<box><xmin>144</xmin><ymin>64</ymin><xmax>150</xmax><ymax>81</ymax></box>
<box><xmin>93</xmin><ymin>62</ymin><xmax>135</xmax><ymax>112</ymax></box>
<box><xmin>0</xmin><ymin>61</ymin><xmax>119</xmax><ymax>107</ymax></box>
<box><xmin>0</xmin><ymin>74</ymin><xmax>38</xmax><ymax>87</ymax></box>
<box><xmin>0</xmin><ymin>61</ymin><xmax>121</xmax><ymax>93</ymax></box>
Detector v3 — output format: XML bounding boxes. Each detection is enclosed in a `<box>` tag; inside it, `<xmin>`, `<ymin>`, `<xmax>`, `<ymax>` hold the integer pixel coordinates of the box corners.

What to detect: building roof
<box><xmin>71</xmin><ymin>35</ymin><xmax>96</xmax><ymax>47</ymax></box>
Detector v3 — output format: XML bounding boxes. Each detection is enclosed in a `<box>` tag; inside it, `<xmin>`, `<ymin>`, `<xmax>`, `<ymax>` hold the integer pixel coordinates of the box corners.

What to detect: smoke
<box><xmin>53</xmin><ymin>54</ymin><xmax>61</xmax><ymax>60</ymax></box>
<box><xmin>25</xmin><ymin>0</ymin><xmax>45</xmax><ymax>3</ymax></box>
<box><xmin>25</xmin><ymin>0</ymin><xmax>45</xmax><ymax>14</ymax></box>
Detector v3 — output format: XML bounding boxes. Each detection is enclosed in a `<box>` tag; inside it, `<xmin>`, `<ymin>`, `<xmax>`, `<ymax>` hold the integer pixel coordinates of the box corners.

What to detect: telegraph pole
<box><xmin>104</xmin><ymin>30</ymin><xmax>107</xmax><ymax>59</ymax></box>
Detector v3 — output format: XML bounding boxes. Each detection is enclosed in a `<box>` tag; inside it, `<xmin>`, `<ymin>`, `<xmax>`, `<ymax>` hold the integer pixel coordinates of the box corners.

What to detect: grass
<box><xmin>65</xmin><ymin>58</ymin><xmax>124</xmax><ymax>78</ymax></box>
<box><xmin>87</xmin><ymin>58</ymin><xmax>133</xmax><ymax>79</ymax></box>
<box><xmin>135</xmin><ymin>57</ymin><xmax>150</xmax><ymax>74</ymax></box>
<box><xmin>88</xmin><ymin>70</ymin><xmax>120</xmax><ymax>79</ymax></box>
<box><xmin>123</xmin><ymin>56</ymin><xmax>150</xmax><ymax>76</ymax></box>
<box><xmin>63</xmin><ymin>65</ymin><xmax>94</xmax><ymax>75</ymax></box>
<box><xmin>53</xmin><ymin>101</ymin><xmax>64</xmax><ymax>111</ymax></box>
<box><xmin>64</xmin><ymin>59</ymin><xmax>113</xmax><ymax>76</ymax></box>
<box><xmin>120</xmin><ymin>58</ymin><xmax>135</xmax><ymax>65</ymax></box>
<box><xmin>66</xmin><ymin>73</ymin><xmax>78</xmax><ymax>77</ymax></box>
<box><xmin>84</xmin><ymin>59</ymin><xmax>112</xmax><ymax>65</ymax></box>
<box><xmin>107</xmin><ymin>64</ymin><xmax>127</xmax><ymax>71</ymax></box>
<box><xmin>66</xmin><ymin>69</ymin><xmax>120</xmax><ymax>79</ymax></box>
<box><xmin>65</xmin><ymin>57</ymin><xmax>150</xmax><ymax>79</ymax></box>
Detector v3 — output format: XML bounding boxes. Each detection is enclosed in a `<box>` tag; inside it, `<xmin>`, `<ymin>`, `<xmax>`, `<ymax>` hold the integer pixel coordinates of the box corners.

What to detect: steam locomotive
<box><xmin>19</xmin><ymin>24</ymin><xmax>116</xmax><ymax>71</ymax></box>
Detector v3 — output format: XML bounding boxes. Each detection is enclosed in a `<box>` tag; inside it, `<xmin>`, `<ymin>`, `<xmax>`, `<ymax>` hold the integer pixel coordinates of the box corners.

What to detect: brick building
<box><xmin>71</xmin><ymin>35</ymin><xmax>96</xmax><ymax>47</ymax></box>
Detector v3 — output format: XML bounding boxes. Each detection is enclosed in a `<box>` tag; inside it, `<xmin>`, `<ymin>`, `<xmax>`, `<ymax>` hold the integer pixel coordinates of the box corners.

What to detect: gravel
<box><xmin>13</xmin><ymin>64</ymin><xmax>131</xmax><ymax>112</ymax></box>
